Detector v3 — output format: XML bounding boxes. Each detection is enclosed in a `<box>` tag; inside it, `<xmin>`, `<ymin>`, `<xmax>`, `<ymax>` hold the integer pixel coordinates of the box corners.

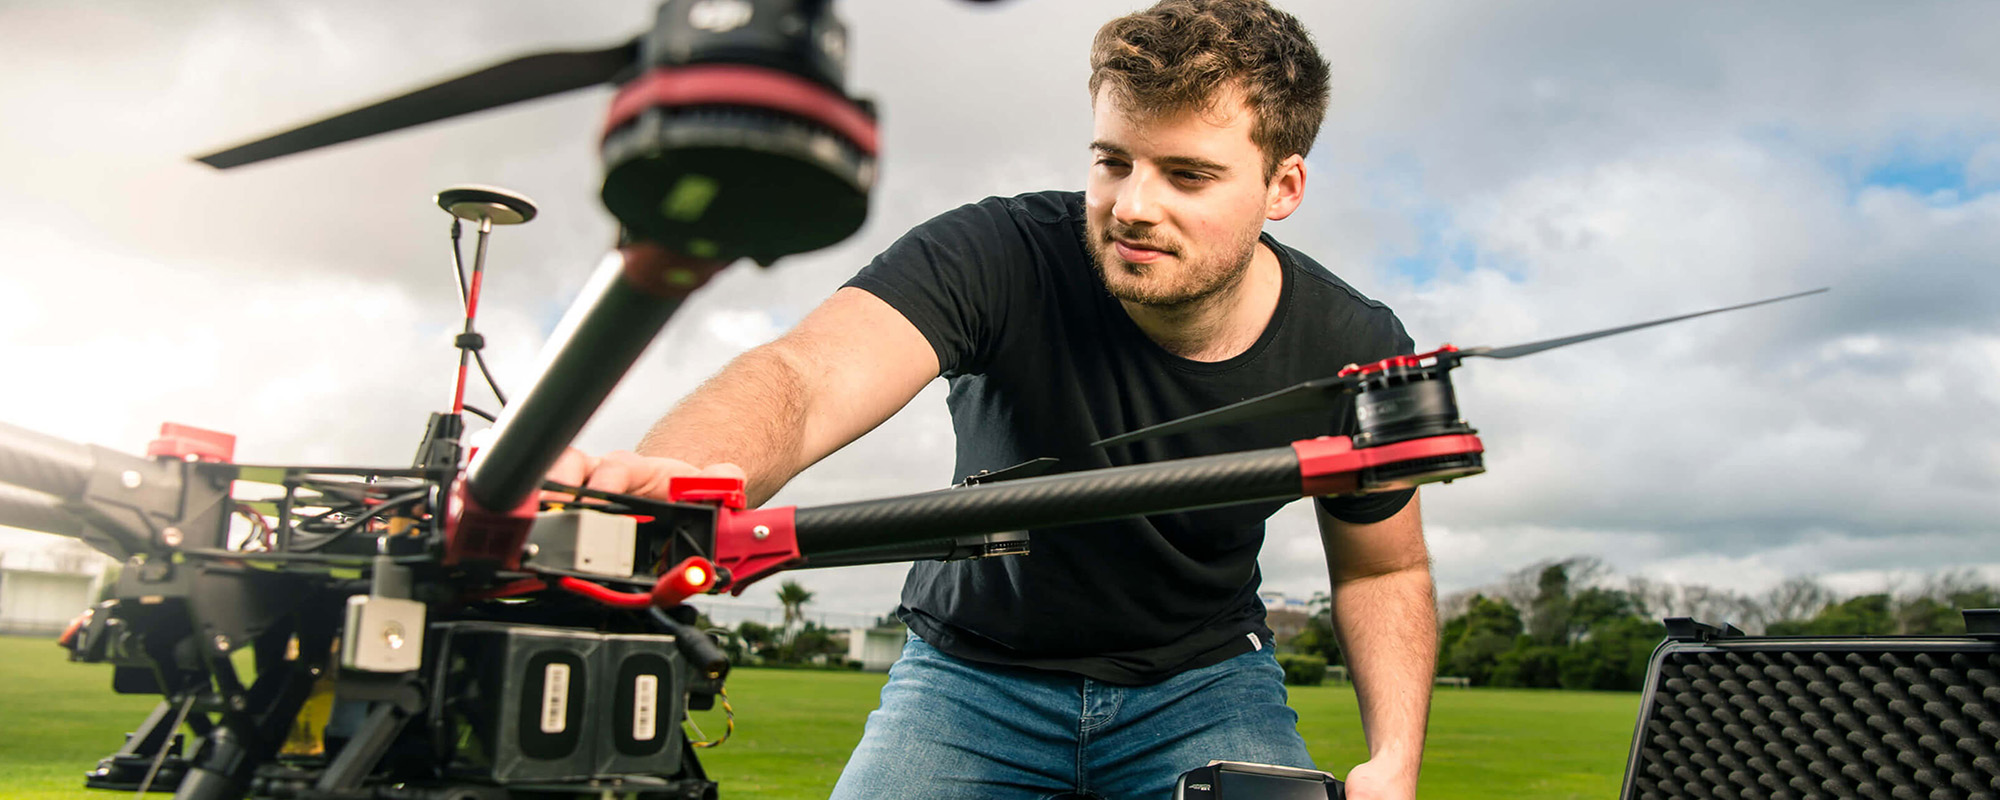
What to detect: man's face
<box><xmin>1084</xmin><ymin>85</ymin><xmax>1283</xmax><ymax>308</ymax></box>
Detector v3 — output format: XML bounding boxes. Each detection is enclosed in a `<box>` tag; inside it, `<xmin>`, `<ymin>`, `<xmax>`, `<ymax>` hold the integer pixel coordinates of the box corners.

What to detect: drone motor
<box><xmin>599</xmin><ymin>0</ymin><xmax>877</xmax><ymax>264</ymax></box>
<box><xmin>1341</xmin><ymin>348</ymin><xmax>1485</xmax><ymax>488</ymax></box>
<box><xmin>1345</xmin><ymin>349</ymin><xmax>1474</xmax><ymax>449</ymax></box>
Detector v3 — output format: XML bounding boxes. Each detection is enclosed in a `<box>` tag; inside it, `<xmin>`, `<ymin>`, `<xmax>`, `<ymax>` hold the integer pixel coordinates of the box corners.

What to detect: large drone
<box><xmin>0</xmin><ymin>1</ymin><xmax>1820</xmax><ymax>798</ymax></box>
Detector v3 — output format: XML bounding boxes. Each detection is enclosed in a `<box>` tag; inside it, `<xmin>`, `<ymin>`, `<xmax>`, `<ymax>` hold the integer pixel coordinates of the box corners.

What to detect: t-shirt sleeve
<box><xmin>1316</xmin><ymin>311</ymin><xmax>1418</xmax><ymax>524</ymax></box>
<box><xmin>842</xmin><ymin>199</ymin><xmax>1038</xmax><ymax>378</ymax></box>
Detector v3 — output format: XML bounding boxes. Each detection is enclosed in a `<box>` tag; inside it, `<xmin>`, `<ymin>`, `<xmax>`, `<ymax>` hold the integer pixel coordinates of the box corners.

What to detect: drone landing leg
<box><xmin>83</xmin><ymin>698</ymin><xmax>189</xmax><ymax>791</ymax></box>
<box><xmin>315</xmin><ymin>701</ymin><xmax>416</xmax><ymax>793</ymax></box>
<box><xmin>167</xmin><ymin>622</ymin><xmax>331</xmax><ymax>799</ymax></box>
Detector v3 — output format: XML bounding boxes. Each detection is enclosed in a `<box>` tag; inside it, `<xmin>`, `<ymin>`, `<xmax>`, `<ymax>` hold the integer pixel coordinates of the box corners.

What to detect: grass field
<box><xmin>0</xmin><ymin>635</ymin><xmax>1639</xmax><ymax>798</ymax></box>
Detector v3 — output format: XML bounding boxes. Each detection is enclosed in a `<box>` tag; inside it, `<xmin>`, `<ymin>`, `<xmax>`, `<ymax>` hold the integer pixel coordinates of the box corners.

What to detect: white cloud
<box><xmin>1970</xmin><ymin>142</ymin><xmax>2000</xmax><ymax>189</ymax></box>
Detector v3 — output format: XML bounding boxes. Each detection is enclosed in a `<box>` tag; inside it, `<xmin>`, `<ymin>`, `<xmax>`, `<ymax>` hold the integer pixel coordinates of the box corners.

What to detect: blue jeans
<box><xmin>828</xmin><ymin>634</ymin><xmax>1313</xmax><ymax>800</ymax></box>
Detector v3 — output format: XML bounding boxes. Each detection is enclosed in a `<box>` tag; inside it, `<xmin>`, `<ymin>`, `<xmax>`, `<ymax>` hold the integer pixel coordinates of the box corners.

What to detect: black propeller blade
<box><xmin>1456</xmin><ymin>288</ymin><xmax>1828</xmax><ymax>360</ymax></box>
<box><xmin>1092</xmin><ymin>375</ymin><xmax>1358</xmax><ymax>449</ymax></box>
<box><xmin>1091</xmin><ymin>288</ymin><xmax>1827</xmax><ymax>449</ymax></box>
<box><xmin>196</xmin><ymin>40</ymin><xmax>640</xmax><ymax>169</ymax></box>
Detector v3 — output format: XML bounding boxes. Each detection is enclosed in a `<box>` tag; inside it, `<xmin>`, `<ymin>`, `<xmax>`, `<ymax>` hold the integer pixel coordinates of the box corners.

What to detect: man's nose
<box><xmin>1113</xmin><ymin>170</ymin><xmax>1165</xmax><ymax>227</ymax></box>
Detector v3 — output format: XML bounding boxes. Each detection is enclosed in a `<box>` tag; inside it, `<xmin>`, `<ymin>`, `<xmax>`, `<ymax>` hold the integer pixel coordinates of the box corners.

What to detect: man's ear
<box><xmin>1266</xmin><ymin>154</ymin><xmax>1306</xmax><ymax>221</ymax></box>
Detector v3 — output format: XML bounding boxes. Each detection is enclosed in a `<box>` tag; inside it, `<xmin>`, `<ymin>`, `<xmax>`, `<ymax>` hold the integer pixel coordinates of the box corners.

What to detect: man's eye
<box><xmin>1175</xmin><ymin>171</ymin><xmax>1212</xmax><ymax>183</ymax></box>
<box><xmin>1095</xmin><ymin>158</ymin><xmax>1128</xmax><ymax>169</ymax></box>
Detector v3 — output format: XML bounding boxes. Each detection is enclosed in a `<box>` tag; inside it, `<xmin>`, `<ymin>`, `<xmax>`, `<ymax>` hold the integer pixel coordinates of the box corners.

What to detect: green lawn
<box><xmin>1</xmin><ymin>635</ymin><xmax>1638</xmax><ymax>798</ymax></box>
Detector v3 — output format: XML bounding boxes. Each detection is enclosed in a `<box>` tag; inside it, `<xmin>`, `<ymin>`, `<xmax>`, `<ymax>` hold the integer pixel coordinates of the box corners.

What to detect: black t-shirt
<box><xmin>844</xmin><ymin>190</ymin><xmax>1414</xmax><ymax>685</ymax></box>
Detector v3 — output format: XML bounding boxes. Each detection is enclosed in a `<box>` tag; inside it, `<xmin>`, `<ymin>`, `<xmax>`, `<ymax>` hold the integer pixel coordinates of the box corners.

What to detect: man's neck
<box><xmin>1122</xmin><ymin>242</ymin><xmax>1284</xmax><ymax>362</ymax></box>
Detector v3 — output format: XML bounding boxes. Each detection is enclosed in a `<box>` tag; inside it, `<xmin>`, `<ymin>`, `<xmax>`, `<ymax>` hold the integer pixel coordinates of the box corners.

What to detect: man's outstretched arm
<box><xmin>555</xmin><ymin>286</ymin><xmax>939</xmax><ymax>507</ymax></box>
<box><xmin>1316</xmin><ymin>493</ymin><xmax>1434</xmax><ymax>800</ymax></box>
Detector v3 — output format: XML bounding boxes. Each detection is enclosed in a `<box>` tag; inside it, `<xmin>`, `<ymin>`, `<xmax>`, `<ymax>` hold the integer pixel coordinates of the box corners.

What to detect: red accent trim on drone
<box><xmin>552</xmin><ymin>556</ymin><xmax>718</xmax><ymax>610</ymax></box>
<box><xmin>660</xmin><ymin>474</ymin><xmax>798</xmax><ymax>595</ymax></box>
<box><xmin>713</xmin><ymin>505</ymin><xmax>801</xmax><ymax>596</ymax></box>
<box><xmin>58</xmin><ymin>607</ymin><xmax>91</xmax><ymax>648</ymax></box>
<box><xmin>618</xmin><ymin>242</ymin><xmax>732</xmax><ymax>298</ymax></box>
<box><xmin>147</xmin><ymin>423</ymin><xmax>236</xmax><ymax>463</ymax></box>
<box><xmin>442</xmin><ymin>478</ymin><xmax>539</xmax><ymax>568</ymax></box>
<box><xmin>451</xmin><ymin>266</ymin><xmax>490</xmax><ymax>415</ymax></box>
<box><xmin>450</xmin><ymin>360</ymin><xmax>472</xmax><ymax>416</ymax></box>
<box><xmin>468</xmin><ymin>577</ymin><xmax>547</xmax><ymax>601</ymax></box>
<box><xmin>1293</xmin><ymin>433</ymin><xmax>1484</xmax><ymax>496</ymax></box>
<box><xmin>1337</xmin><ymin>345</ymin><xmax>1460</xmax><ymax>378</ymax></box>
<box><xmin>1292</xmin><ymin>436</ymin><xmax>1363</xmax><ymax>495</ymax></box>
<box><xmin>603</xmin><ymin>64</ymin><xmax>879</xmax><ymax>156</ymax></box>
<box><xmin>666</xmin><ymin>475</ymin><xmax>748</xmax><ymax>509</ymax></box>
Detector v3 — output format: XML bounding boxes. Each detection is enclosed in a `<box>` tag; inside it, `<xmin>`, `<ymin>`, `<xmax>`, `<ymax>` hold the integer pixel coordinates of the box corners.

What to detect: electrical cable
<box><xmin>533</xmin><ymin>566</ymin><xmax>654</xmax><ymax>590</ymax></box>
<box><xmin>448</xmin><ymin>219</ymin><xmax>469</xmax><ymax>306</ymax></box>
<box><xmin>461</xmin><ymin>404</ymin><xmax>498</xmax><ymax>423</ymax></box>
<box><xmin>181</xmin><ymin>547</ymin><xmax>431</xmax><ymax>565</ymax></box>
<box><xmin>472</xmin><ymin>349</ymin><xmax>508</xmax><ymax>406</ymax></box>
<box><xmin>290</xmin><ymin>489</ymin><xmax>429</xmax><ymax>553</ymax></box>
<box><xmin>234</xmin><ymin>502</ymin><xmax>275</xmax><ymax>550</ymax></box>
<box><xmin>685</xmin><ymin>688</ymin><xmax>733</xmax><ymax>748</ymax></box>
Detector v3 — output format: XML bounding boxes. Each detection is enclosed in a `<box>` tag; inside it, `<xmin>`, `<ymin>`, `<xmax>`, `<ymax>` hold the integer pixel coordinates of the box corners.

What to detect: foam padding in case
<box><xmin>1623</xmin><ymin>637</ymin><xmax>2000</xmax><ymax>800</ymax></box>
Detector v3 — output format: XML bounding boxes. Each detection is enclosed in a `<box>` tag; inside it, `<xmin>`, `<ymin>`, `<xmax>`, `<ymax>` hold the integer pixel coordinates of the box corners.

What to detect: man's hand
<box><xmin>1342</xmin><ymin>758</ymin><xmax>1418</xmax><ymax>800</ymax></box>
<box><xmin>543</xmin><ymin>447</ymin><xmax>745</xmax><ymax>502</ymax></box>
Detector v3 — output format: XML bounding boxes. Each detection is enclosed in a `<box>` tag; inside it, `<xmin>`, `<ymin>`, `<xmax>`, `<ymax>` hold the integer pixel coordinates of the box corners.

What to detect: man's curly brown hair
<box><xmin>1089</xmin><ymin>0</ymin><xmax>1331</xmax><ymax>178</ymax></box>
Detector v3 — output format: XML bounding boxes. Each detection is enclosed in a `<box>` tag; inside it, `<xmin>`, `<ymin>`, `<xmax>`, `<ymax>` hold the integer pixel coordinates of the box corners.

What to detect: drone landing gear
<box><xmin>84</xmin><ymin>699</ymin><xmax>191</xmax><ymax>792</ymax></box>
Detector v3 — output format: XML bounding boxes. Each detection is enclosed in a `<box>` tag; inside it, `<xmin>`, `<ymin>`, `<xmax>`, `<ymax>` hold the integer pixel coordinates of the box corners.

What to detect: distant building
<box><xmin>847</xmin><ymin>626</ymin><xmax>906</xmax><ymax>671</ymax></box>
<box><xmin>0</xmin><ymin>541</ymin><xmax>109</xmax><ymax>636</ymax></box>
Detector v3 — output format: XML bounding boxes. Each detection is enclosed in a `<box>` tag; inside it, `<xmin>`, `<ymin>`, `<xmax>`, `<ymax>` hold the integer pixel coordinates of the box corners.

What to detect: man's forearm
<box><xmin>1331</xmin><ymin>562</ymin><xmax>1436</xmax><ymax>774</ymax></box>
<box><xmin>636</xmin><ymin>344</ymin><xmax>810</xmax><ymax>506</ymax></box>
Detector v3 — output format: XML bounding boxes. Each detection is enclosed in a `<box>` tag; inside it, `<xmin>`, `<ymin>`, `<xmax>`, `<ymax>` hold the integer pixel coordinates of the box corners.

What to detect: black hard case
<box><xmin>1620</xmin><ymin>617</ymin><xmax>2000</xmax><ymax>800</ymax></box>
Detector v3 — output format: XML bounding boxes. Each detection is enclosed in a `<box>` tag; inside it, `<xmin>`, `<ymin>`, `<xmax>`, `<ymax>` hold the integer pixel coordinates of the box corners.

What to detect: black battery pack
<box><xmin>429</xmin><ymin>622</ymin><xmax>688</xmax><ymax>785</ymax></box>
<box><xmin>1175</xmin><ymin>761</ymin><xmax>1346</xmax><ymax>800</ymax></box>
<box><xmin>1620</xmin><ymin>616</ymin><xmax>2000</xmax><ymax>799</ymax></box>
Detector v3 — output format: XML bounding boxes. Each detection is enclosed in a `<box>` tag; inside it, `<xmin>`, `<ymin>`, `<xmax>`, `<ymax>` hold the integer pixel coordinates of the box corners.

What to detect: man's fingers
<box><xmin>595</xmin><ymin>450</ymin><xmax>705</xmax><ymax>498</ymax></box>
<box><xmin>546</xmin><ymin>447</ymin><xmax>593</xmax><ymax>487</ymax></box>
<box><xmin>540</xmin><ymin>450</ymin><xmax>741</xmax><ymax>504</ymax></box>
<box><xmin>700</xmin><ymin>462</ymin><xmax>748</xmax><ymax>481</ymax></box>
<box><xmin>584</xmin><ymin>456</ymin><xmax>636</xmax><ymax>495</ymax></box>
<box><xmin>539</xmin><ymin>448</ymin><xmax>597</xmax><ymax>503</ymax></box>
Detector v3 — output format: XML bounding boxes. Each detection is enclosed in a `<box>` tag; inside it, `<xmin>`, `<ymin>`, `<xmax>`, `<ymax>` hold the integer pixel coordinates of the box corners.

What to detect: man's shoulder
<box><xmin>1267</xmin><ymin>237</ymin><xmax>1399</xmax><ymax>316</ymax></box>
<box><xmin>936</xmin><ymin>189</ymin><xmax>1080</xmax><ymax>229</ymax></box>
<box><xmin>891</xmin><ymin>190</ymin><xmax>1084</xmax><ymax>272</ymax></box>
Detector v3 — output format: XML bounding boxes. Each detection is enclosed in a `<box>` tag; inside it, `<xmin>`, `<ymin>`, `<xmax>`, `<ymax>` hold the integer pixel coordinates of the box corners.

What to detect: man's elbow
<box><xmin>1331</xmin><ymin>554</ymin><xmax>1432</xmax><ymax>588</ymax></box>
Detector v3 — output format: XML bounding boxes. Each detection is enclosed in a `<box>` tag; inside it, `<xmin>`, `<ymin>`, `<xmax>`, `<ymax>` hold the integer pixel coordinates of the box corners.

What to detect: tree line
<box><xmin>717</xmin><ymin>579</ymin><xmax>864</xmax><ymax>668</ymax></box>
<box><xmin>1281</xmin><ymin>557</ymin><xmax>2000</xmax><ymax>691</ymax></box>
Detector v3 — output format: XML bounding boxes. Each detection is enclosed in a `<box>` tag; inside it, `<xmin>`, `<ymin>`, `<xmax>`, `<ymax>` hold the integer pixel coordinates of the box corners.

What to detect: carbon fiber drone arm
<box><xmin>697</xmin><ymin>432</ymin><xmax>1484</xmax><ymax>594</ymax></box>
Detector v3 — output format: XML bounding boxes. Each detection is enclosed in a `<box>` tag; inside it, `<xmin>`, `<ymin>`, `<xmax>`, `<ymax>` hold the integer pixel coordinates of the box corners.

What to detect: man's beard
<box><xmin>1086</xmin><ymin>216</ymin><xmax>1260</xmax><ymax>309</ymax></box>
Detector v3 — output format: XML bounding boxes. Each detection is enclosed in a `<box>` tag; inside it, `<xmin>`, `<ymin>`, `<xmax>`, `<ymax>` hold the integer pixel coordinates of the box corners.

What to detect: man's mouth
<box><xmin>1111</xmin><ymin>237</ymin><xmax>1173</xmax><ymax>264</ymax></box>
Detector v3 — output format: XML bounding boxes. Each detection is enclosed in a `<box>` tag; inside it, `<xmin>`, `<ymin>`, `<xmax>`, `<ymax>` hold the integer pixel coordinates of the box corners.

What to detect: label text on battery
<box><xmin>541</xmin><ymin>663</ymin><xmax>571</xmax><ymax>734</ymax></box>
<box><xmin>634</xmin><ymin>674</ymin><xmax>659</xmax><ymax>741</ymax></box>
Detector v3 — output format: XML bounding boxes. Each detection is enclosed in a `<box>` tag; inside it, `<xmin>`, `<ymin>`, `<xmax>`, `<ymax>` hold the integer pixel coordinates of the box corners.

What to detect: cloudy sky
<box><xmin>2</xmin><ymin>0</ymin><xmax>1996</xmax><ymax>623</ymax></box>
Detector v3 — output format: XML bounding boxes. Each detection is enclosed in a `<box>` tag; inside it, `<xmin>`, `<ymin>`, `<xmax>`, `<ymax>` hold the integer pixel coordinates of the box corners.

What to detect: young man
<box><xmin>556</xmin><ymin>2</ymin><xmax>1434</xmax><ymax>797</ymax></box>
